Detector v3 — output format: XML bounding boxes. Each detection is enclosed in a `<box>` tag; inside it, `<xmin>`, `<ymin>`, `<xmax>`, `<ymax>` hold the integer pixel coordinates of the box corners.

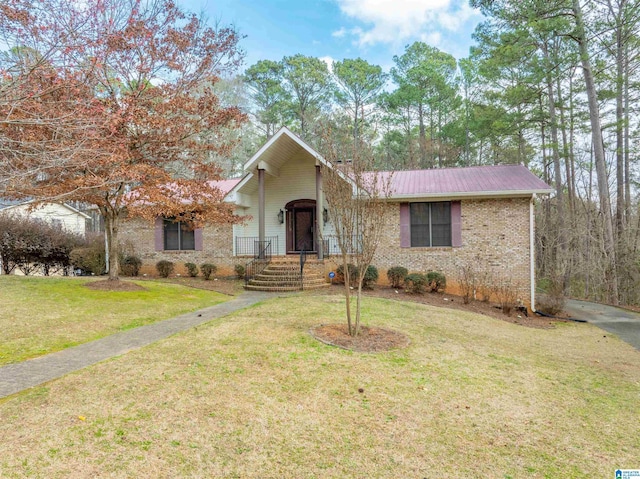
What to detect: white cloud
<box><xmin>334</xmin><ymin>0</ymin><xmax>479</xmax><ymax>47</ymax></box>
<box><xmin>319</xmin><ymin>56</ymin><xmax>336</xmax><ymax>73</ymax></box>
<box><xmin>332</xmin><ymin>27</ymin><xmax>347</xmax><ymax>38</ymax></box>
<box><xmin>419</xmin><ymin>31</ymin><xmax>442</xmax><ymax>47</ymax></box>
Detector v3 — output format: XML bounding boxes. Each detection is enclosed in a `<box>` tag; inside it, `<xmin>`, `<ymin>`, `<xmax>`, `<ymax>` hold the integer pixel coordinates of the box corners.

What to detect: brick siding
<box><xmin>374</xmin><ymin>198</ymin><xmax>532</xmax><ymax>305</ymax></box>
<box><xmin>120</xmin><ymin>197</ymin><xmax>533</xmax><ymax>305</ymax></box>
<box><xmin>119</xmin><ymin>218</ymin><xmax>236</xmax><ymax>276</ymax></box>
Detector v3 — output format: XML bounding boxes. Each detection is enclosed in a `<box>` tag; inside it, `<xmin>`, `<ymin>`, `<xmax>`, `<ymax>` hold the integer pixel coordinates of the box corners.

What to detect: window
<box><xmin>410</xmin><ymin>202</ymin><xmax>451</xmax><ymax>247</ymax></box>
<box><xmin>163</xmin><ymin>219</ymin><xmax>195</xmax><ymax>251</ymax></box>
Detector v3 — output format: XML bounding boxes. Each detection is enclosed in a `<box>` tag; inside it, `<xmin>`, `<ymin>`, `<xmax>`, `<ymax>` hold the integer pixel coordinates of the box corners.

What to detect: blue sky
<box><xmin>179</xmin><ymin>0</ymin><xmax>484</xmax><ymax>73</ymax></box>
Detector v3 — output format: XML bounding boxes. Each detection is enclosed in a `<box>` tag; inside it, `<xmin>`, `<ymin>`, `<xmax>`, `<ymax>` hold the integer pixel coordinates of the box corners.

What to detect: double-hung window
<box><xmin>163</xmin><ymin>219</ymin><xmax>195</xmax><ymax>251</ymax></box>
<box><xmin>410</xmin><ymin>202</ymin><xmax>452</xmax><ymax>247</ymax></box>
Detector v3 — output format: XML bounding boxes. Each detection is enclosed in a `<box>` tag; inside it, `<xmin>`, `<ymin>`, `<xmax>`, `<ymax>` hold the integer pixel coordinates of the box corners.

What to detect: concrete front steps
<box><xmin>244</xmin><ymin>261</ymin><xmax>330</xmax><ymax>292</ymax></box>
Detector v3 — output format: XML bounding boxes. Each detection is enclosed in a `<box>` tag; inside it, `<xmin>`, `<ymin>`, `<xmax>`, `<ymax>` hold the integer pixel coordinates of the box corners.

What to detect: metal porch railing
<box><xmin>322</xmin><ymin>235</ymin><xmax>362</xmax><ymax>257</ymax></box>
<box><xmin>244</xmin><ymin>240</ymin><xmax>272</xmax><ymax>285</ymax></box>
<box><xmin>236</xmin><ymin>236</ymin><xmax>279</xmax><ymax>256</ymax></box>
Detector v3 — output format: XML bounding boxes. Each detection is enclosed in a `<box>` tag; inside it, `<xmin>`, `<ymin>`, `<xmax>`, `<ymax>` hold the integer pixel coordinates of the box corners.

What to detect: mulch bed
<box><xmin>315</xmin><ymin>284</ymin><xmax>567</xmax><ymax>330</ymax></box>
<box><xmin>310</xmin><ymin>323</ymin><xmax>410</xmax><ymax>353</ymax></box>
<box><xmin>84</xmin><ymin>279</ymin><xmax>147</xmax><ymax>292</ymax></box>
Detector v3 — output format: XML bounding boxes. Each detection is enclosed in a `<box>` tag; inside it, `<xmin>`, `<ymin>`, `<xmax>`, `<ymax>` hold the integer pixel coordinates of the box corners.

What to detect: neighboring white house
<box><xmin>0</xmin><ymin>201</ymin><xmax>90</xmax><ymax>236</ymax></box>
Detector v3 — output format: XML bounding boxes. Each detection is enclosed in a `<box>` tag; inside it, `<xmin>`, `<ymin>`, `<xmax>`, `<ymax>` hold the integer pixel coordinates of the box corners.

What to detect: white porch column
<box><xmin>258</xmin><ymin>168</ymin><xmax>265</xmax><ymax>258</ymax></box>
<box><xmin>316</xmin><ymin>164</ymin><xmax>323</xmax><ymax>260</ymax></box>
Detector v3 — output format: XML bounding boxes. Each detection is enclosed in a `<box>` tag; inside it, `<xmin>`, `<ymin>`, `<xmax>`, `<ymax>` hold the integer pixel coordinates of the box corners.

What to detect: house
<box><xmin>0</xmin><ymin>200</ymin><xmax>90</xmax><ymax>237</ymax></box>
<box><xmin>120</xmin><ymin>127</ymin><xmax>552</xmax><ymax>308</ymax></box>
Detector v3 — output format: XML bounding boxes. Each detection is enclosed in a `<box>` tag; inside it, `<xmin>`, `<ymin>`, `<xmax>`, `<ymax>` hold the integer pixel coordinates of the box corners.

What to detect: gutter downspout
<box><xmin>530</xmin><ymin>194</ymin><xmax>536</xmax><ymax>312</ymax></box>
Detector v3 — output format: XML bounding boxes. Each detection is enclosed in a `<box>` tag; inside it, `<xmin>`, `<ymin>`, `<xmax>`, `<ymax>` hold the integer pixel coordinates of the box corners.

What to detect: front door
<box><xmin>285</xmin><ymin>199</ymin><xmax>316</xmax><ymax>253</ymax></box>
<box><xmin>294</xmin><ymin>208</ymin><xmax>314</xmax><ymax>251</ymax></box>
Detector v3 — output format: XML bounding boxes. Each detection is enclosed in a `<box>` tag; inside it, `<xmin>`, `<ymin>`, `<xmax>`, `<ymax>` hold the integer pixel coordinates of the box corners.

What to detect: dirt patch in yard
<box><xmin>84</xmin><ymin>280</ymin><xmax>146</xmax><ymax>292</ymax></box>
<box><xmin>310</xmin><ymin>323</ymin><xmax>410</xmax><ymax>352</ymax></box>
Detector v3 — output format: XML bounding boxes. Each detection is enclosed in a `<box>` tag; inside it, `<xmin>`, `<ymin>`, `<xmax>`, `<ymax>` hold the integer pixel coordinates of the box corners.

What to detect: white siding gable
<box><xmin>2</xmin><ymin>203</ymin><xmax>88</xmax><ymax>236</ymax></box>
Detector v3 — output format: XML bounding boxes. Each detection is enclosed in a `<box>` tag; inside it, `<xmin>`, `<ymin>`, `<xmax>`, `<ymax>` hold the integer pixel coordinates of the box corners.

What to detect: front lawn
<box><xmin>0</xmin><ymin>294</ymin><xmax>637</xmax><ymax>477</ymax></box>
<box><xmin>0</xmin><ymin>276</ymin><xmax>230</xmax><ymax>365</ymax></box>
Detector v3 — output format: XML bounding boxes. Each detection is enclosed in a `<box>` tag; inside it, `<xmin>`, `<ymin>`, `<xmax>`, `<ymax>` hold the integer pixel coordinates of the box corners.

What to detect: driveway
<box><xmin>564</xmin><ymin>299</ymin><xmax>640</xmax><ymax>350</ymax></box>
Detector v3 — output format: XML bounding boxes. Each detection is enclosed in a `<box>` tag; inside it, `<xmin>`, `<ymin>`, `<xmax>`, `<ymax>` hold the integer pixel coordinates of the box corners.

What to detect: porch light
<box><xmin>278</xmin><ymin>209</ymin><xmax>284</xmax><ymax>224</ymax></box>
<box><xmin>323</xmin><ymin>208</ymin><xmax>329</xmax><ymax>224</ymax></box>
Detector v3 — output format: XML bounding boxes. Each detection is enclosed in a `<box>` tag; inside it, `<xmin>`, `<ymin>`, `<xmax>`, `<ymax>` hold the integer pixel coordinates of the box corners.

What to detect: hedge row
<box><xmin>0</xmin><ymin>214</ymin><xmax>83</xmax><ymax>275</ymax></box>
<box><xmin>386</xmin><ymin>267</ymin><xmax>446</xmax><ymax>294</ymax></box>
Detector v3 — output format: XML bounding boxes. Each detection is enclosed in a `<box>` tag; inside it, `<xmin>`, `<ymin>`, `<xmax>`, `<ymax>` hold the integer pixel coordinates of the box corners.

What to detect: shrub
<box><xmin>495</xmin><ymin>278</ymin><xmax>520</xmax><ymax>316</ymax></box>
<box><xmin>70</xmin><ymin>235</ymin><xmax>106</xmax><ymax>275</ymax></box>
<box><xmin>156</xmin><ymin>260</ymin><xmax>174</xmax><ymax>278</ymax></box>
<box><xmin>185</xmin><ymin>262</ymin><xmax>199</xmax><ymax>277</ymax></box>
<box><xmin>536</xmin><ymin>293</ymin><xmax>565</xmax><ymax>316</ymax></box>
<box><xmin>234</xmin><ymin>264</ymin><xmax>246</xmax><ymax>279</ymax></box>
<box><xmin>387</xmin><ymin>266</ymin><xmax>408</xmax><ymax>289</ymax></box>
<box><xmin>0</xmin><ymin>214</ymin><xmax>83</xmax><ymax>275</ymax></box>
<box><xmin>336</xmin><ymin>263</ymin><xmax>358</xmax><ymax>286</ymax></box>
<box><xmin>536</xmin><ymin>278</ymin><xmax>565</xmax><ymax>315</ymax></box>
<box><xmin>457</xmin><ymin>264</ymin><xmax>476</xmax><ymax>304</ymax></box>
<box><xmin>426</xmin><ymin>271</ymin><xmax>446</xmax><ymax>292</ymax></box>
<box><xmin>120</xmin><ymin>255</ymin><xmax>142</xmax><ymax>277</ymax></box>
<box><xmin>362</xmin><ymin>265</ymin><xmax>379</xmax><ymax>290</ymax></box>
<box><xmin>201</xmin><ymin>263</ymin><xmax>217</xmax><ymax>280</ymax></box>
<box><xmin>40</xmin><ymin>225</ymin><xmax>82</xmax><ymax>276</ymax></box>
<box><xmin>405</xmin><ymin>273</ymin><xmax>428</xmax><ymax>294</ymax></box>
<box><xmin>478</xmin><ymin>270</ymin><xmax>496</xmax><ymax>302</ymax></box>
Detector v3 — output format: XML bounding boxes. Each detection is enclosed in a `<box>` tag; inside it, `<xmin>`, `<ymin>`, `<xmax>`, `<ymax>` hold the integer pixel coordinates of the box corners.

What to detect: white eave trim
<box><xmin>225</xmin><ymin>172</ymin><xmax>254</xmax><ymax>199</ymax></box>
<box><xmin>60</xmin><ymin>203</ymin><xmax>92</xmax><ymax>219</ymax></box>
<box><xmin>387</xmin><ymin>189</ymin><xmax>553</xmax><ymax>201</ymax></box>
<box><xmin>239</xmin><ymin>125</ymin><xmax>358</xmax><ymax>192</ymax></box>
<box><xmin>243</xmin><ymin>126</ymin><xmax>326</xmax><ymax>172</ymax></box>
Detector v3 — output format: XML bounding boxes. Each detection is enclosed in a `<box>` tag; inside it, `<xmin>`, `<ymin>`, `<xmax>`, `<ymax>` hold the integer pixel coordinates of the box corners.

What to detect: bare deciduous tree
<box><xmin>320</xmin><ymin>132</ymin><xmax>392</xmax><ymax>336</ymax></box>
<box><xmin>1</xmin><ymin>0</ymin><xmax>247</xmax><ymax>280</ymax></box>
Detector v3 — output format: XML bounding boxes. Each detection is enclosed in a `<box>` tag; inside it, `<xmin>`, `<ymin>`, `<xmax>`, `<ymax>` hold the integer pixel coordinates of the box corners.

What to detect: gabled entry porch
<box><xmin>227</xmin><ymin>127</ymin><xmax>334</xmax><ymax>260</ymax></box>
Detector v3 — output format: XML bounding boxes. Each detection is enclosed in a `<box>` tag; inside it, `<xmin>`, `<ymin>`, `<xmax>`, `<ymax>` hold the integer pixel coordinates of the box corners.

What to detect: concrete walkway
<box><xmin>0</xmin><ymin>291</ymin><xmax>273</xmax><ymax>399</ymax></box>
<box><xmin>564</xmin><ymin>299</ymin><xmax>640</xmax><ymax>351</ymax></box>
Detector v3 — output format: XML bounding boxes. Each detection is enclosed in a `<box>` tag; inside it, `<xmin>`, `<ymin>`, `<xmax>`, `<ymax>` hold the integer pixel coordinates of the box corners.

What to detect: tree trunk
<box><xmin>556</xmin><ymin>72</ymin><xmax>573</xmax><ymax>216</ymax></box>
<box><xmin>543</xmin><ymin>43</ymin><xmax>566</xmax><ymax>287</ymax></box>
<box><xmin>353</xmin><ymin>98</ymin><xmax>360</xmax><ymax>144</ymax></box>
<box><xmin>418</xmin><ymin>103</ymin><xmax>428</xmax><ymax>168</ymax></box>
<box><xmin>614</xmin><ymin>17</ymin><xmax>626</xmax><ymax>244</ymax></box>
<box><xmin>568</xmin><ymin>71</ymin><xmax>577</xmax><ymax>218</ymax></box>
<box><xmin>299</xmin><ymin>104</ymin><xmax>306</xmax><ymax>137</ymax></box>
<box><xmin>464</xmin><ymin>82</ymin><xmax>471</xmax><ymax>165</ymax></box>
<box><xmin>624</xmin><ymin>43</ymin><xmax>631</xmax><ymax>222</ymax></box>
<box><xmin>539</xmin><ymin>94</ymin><xmax>552</xmax><ymax>280</ymax></box>
<box><xmin>405</xmin><ymin>104</ymin><xmax>415</xmax><ymax>168</ymax></box>
<box><xmin>572</xmin><ymin>0</ymin><xmax>619</xmax><ymax>304</ymax></box>
<box><xmin>342</xmin><ymin>254</ymin><xmax>352</xmax><ymax>334</ymax></box>
<box><xmin>104</xmin><ymin>211</ymin><xmax>120</xmax><ymax>281</ymax></box>
<box><xmin>355</xmin><ymin>279</ymin><xmax>363</xmax><ymax>337</ymax></box>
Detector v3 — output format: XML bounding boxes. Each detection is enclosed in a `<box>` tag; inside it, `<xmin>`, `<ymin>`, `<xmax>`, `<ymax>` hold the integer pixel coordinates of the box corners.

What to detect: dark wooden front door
<box><xmin>294</xmin><ymin>208</ymin><xmax>314</xmax><ymax>251</ymax></box>
<box><xmin>286</xmin><ymin>200</ymin><xmax>316</xmax><ymax>253</ymax></box>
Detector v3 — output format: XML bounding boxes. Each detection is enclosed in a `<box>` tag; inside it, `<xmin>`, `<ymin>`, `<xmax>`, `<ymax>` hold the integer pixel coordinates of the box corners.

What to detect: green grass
<box><xmin>0</xmin><ymin>276</ymin><xmax>229</xmax><ymax>365</ymax></box>
<box><xmin>0</xmin><ymin>293</ymin><xmax>638</xmax><ymax>477</ymax></box>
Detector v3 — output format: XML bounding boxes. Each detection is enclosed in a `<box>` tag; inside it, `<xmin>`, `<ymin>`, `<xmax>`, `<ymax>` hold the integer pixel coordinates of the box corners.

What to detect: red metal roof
<box><xmin>208</xmin><ymin>178</ymin><xmax>242</xmax><ymax>194</ymax></box>
<box><xmin>377</xmin><ymin>164</ymin><xmax>551</xmax><ymax>198</ymax></box>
